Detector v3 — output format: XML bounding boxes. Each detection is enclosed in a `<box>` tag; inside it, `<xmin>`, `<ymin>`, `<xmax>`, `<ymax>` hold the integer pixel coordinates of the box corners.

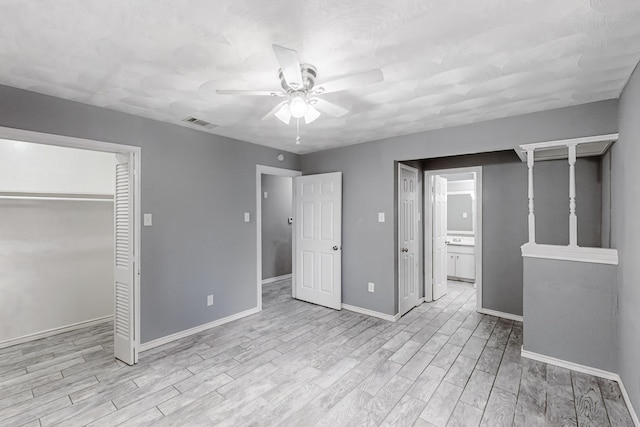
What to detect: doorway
<box><xmin>256</xmin><ymin>166</ymin><xmax>343</xmax><ymax>312</ymax></box>
<box><xmin>256</xmin><ymin>165</ymin><xmax>301</xmax><ymax>310</ymax></box>
<box><xmin>425</xmin><ymin>166</ymin><xmax>483</xmax><ymax>311</ymax></box>
<box><xmin>261</xmin><ymin>174</ymin><xmax>294</xmax><ymax>286</ymax></box>
<box><xmin>0</xmin><ymin>126</ymin><xmax>141</xmax><ymax>364</ymax></box>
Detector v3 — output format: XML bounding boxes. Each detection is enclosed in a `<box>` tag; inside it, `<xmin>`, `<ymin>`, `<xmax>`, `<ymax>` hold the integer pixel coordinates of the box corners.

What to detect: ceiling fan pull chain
<box><xmin>296</xmin><ymin>118</ymin><xmax>301</xmax><ymax>145</ymax></box>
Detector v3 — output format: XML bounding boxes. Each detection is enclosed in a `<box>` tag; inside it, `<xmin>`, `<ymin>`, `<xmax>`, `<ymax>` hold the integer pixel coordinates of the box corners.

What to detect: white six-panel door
<box><xmin>114</xmin><ymin>153</ymin><xmax>136</xmax><ymax>365</ymax></box>
<box><xmin>433</xmin><ymin>175</ymin><xmax>448</xmax><ymax>300</ymax></box>
<box><xmin>398</xmin><ymin>164</ymin><xmax>419</xmax><ymax>317</ymax></box>
<box><xmin>293</xmin><ymin>172</ymin><xmax>342</xmax><ymax>310</ymax></box>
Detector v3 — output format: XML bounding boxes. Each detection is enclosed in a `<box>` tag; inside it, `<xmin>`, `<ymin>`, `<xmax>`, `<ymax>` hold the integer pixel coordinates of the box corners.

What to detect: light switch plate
<box><xmin>463</xmin><ymin>212</ymin><xmax>468</xmax><ymax>218</ymax></box>
<box><xmin>244</xmin><ymin>212</ymin><xmax>250</xmax><ymax>222</ymax></box>
<box><xmin>378</xmin><ymin>212</ymin><xmax>385</xmax><ymax>223</ymax></box>
<box><xmin>143</xmin><ymin>214</ymin><xmax>152</xmax><ymax>226</ymax></box>
<box><xmin>368</xmin><ymin>282</ymin><xmax>375</xmax><ymax>292</ymax></box>
<box><xmin>207</xmin><ymin>294</ymin><xmax>214</xmax><ymax>306</ymax></box>
<box><xmin>264</xmin><ymin>192</ymin><xmax>268</xmax><ymax>199</ymax></box>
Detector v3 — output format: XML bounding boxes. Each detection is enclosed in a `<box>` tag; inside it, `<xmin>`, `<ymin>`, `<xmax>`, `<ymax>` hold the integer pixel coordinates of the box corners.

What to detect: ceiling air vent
<box><xmin>182</xmin><ymin>116</ymin><xmax>217</xmax><ymax>129</ymax></box>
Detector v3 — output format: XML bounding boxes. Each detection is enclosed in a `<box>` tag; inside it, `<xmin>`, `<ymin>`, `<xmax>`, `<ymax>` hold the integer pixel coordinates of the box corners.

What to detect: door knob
<box><xmin>402</xmin><ymin>248</ymin><xmax>409</xmax><ymax>252</ymax></box>
<box><xmin>332</xmin><ymin>246</ymin><xmax>339</xmax><ymax>251</ymax></box>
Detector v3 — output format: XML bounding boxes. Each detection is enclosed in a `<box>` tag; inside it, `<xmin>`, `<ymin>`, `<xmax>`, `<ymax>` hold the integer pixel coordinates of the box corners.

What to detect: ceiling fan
<box><xmin>216</xmin><ymin>45</ymin><xmax>384</xmax><ymax>127</ymax></box>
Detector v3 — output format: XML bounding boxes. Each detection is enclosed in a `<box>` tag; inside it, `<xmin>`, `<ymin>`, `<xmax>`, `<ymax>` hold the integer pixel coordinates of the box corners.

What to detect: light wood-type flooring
<box><xmin>0</xmin><ymin>280</ymin><xmax>635</xmax><ymax>426</ymax></box>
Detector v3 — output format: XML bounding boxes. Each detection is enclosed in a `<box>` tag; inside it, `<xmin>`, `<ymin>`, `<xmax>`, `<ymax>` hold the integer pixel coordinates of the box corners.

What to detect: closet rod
<box><xmin>0</xmin><ymin>191</ymin><xmax>113</xmax><ymax>202</ymax></box>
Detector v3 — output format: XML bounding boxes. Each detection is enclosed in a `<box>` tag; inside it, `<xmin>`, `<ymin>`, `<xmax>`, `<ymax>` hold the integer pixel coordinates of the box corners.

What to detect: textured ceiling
<box><xmin>0</xmin><ymin>1</ymin><xmax>639</xmax><ymax>154</ymax></box>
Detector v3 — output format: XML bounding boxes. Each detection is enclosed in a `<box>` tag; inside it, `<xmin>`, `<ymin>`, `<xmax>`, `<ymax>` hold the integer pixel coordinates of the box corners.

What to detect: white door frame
<box><xmin>397</xmin><ymin>163</ymin><xmax>420</xmax><ymax>316</ymax></box>
<box><xmin>256</xmin><ymin>164</ymin><xmax>301</xmax><ymax>311</ymax></box>
<box><xmin>425</xmin><ymin>166</ymin><xmax>483</xmax><ymax>312</ymax></box>
<box><xmin>0</xmin><ymin>126</ymin><xmax>142</xmax><ymax>363</ymax></box>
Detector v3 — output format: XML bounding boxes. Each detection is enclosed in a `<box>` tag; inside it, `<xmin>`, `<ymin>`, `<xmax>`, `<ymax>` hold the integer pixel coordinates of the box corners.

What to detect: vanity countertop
<box><xmin>446</xmin><ymin>236</ymin><xmax>475</xmax><ymax>247</ymax></box>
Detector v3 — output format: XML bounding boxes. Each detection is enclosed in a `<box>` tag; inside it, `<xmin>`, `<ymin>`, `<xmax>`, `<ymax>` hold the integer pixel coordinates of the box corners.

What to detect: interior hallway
<box><xmin>0</xmin><ymin>280</ymin><xmax>633</xmax><ymax>426</ymax></box>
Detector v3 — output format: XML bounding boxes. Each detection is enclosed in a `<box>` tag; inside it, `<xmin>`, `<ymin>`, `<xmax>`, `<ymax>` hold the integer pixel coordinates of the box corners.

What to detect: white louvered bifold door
<box><xmin>114</xmin><ymin>153</ymin><xmax>135</xmax><ymax>365</ymax></box>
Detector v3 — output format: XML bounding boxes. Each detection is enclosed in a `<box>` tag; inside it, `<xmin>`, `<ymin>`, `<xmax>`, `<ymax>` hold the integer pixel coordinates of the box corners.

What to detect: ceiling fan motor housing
<box><xmin>279</xmin><ymin>64</ymin><xmax>317</xmax><ymax>92</ymax></box>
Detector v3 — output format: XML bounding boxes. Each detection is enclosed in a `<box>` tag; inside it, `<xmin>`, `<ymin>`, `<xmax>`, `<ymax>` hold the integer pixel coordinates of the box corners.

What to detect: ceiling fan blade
<box><xmin>216</xmin><ymin>89</ymin><xmax>284</xmax><ymax>97</ymax></box>
<box><xmin>304</xmin><ymin>105</ymin><xmax>321</xmax><ymax>124</ymax></box>
<box><xmin>261</xmin><ymin>101</ymin><xmax>288</xmax><ymax>121</ymax></box>
<box><xmin>314</xmin><ymin>69</ymin><xmax>384</xmax><ymax>94</ymax></box>
<box><xmin>310</xmin><ymin>98</ymin><xmax>349</xmax><ymax>118</ymax></box>
<box><xmin>272</xmin><ymin>44</ymin><xmax>303</xmax><ymax>90</ymax></box>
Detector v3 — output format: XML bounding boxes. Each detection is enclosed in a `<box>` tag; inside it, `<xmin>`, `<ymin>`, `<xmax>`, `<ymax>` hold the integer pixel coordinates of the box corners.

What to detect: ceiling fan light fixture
<box><xmin>304</xmin><ymin>106</ymin><xmax>321</xmax><ymax>124</ymax></box>
<box><xmin>289</xmin><ymin>93</ymin><xmax>308</xmax><ymax>118</ymax></box>
<box><xmin>275</xmin><ymin>103</ymin><xmax>291</xmax><ymax>124</ymax></box>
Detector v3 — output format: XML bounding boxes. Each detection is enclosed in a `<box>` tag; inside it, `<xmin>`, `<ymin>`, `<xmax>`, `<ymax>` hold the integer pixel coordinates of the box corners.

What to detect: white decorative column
<box><xmin>568</xmin><ymin>143</ymin><xmax>577</xmax><ymax>247</ymax></box>
<box><xmin>527</xmin><ymin>149</ymin><xmax>535</xmax><ymax>244</ymax></box>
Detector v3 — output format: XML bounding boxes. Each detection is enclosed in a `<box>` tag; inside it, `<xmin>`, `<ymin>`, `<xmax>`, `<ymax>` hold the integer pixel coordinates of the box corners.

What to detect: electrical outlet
<box><xmin>378</xmin><ymin>212</ymin><xmax>385</xmax><ymax>222</ymax></box>
<box><xmin>368</xmin><ymin>282</ymin><xmax>375</xmax><ymax>293</ymax></box>
<box><xmin>207</xmin><ymin>294</ymin><xmax>214</xmax><ymax>306</ymax></box>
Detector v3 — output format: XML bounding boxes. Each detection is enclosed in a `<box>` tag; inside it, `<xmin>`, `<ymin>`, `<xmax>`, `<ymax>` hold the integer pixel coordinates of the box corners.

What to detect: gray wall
<box><xmin>0</xmin><ymin>84</ymin><xmax>301</xmax><ymax>344</ymax></box>
<box><xmin>535</xmin><ymin>157</ymin><xmax>602</xmax><ymax>248</ymax></box>
<box><xmin>0</xmin><ymin>199</ymin><xmax>113</xmax><ymax>343</ymax></box>
<box><xmin>301</xmin><ymin>100</ymin><xmax>617</xmax><ymax>316</ymax></box>
<box><xmin>424</xmin><ymin>152</ymin><xmax>602</xmax><ymax>316</ymax></box>
<box><xmin>612</xmin><ymin>61</ymin><xmax>640</xmax><ymax>414</ymax></box>
<box><xmin>261</xmin><ymin>175</ymin><xmax>293</xmax><ymax>280</ymax></box>
<box><xmin>523</xmin><ymin>257</ymin><xmax>618</xmax><ymax>372</ymax></box>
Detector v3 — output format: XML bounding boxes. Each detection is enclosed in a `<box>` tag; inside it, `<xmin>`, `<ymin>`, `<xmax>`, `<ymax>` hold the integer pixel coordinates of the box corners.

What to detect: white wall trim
<box><xmin>262</xmin><ymin>274</ymin><xmax>292</xmax><ymax>285</ymax></box>
<box><xmin>517</xmin><ymin>133</ymin><xmax>618</xmax><ymax>154</ymax></box>
<box><xmin>0</xmin><ymin>126</ymin><xmax>140</xmax><ymax>154</ymax></box>
<box><xmin>521</xmin><ymin>347</ymin><xmax>618</xmax><ymax>380</ymax></box>
<box><xmin>521</xmin><ymin>242</ymin><xmax>619</xmax><ymax>265</ymax></box>
<box><xmin>256</xmin><ymin>165</ymin><xmax>301</xmax><ymax>311</ymax></box>
<box><xmin>619</xmin><ymin>377</ymin><xmax>640</xmax><ymax>427</ymax></box>
<box><xmin>0</xmin><ymin>315</ymin><xmax>113</xmax><ymax>350</ymax></box>
<box><xmin>342</xmin><ymin>304</ymin><xmax>399</xmax><ymax>322</ymax></box>
<box><xmin>140</xmin><ymin>307</ymin><xmax>260</xmax><ymax>352</ymax></box>
<box><xmin>478</xmin><ymin>308</ymin><xmax>523</xmax><ymax>323</ymax></box>
<box><xmin>521</xmin><ymin>347</ymin><xmax>640</xmax><ymax>427</ymax></box>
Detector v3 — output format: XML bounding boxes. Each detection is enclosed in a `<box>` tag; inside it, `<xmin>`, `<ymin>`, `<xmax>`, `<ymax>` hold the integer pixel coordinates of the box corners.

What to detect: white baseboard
<box><xmin>521</xmin><ymin>347</ymin><xmax>618</xmax><ymax>381</ymax></box>
<box><xmin>262</xmin><ymin>274</ymin><xmax>292</xmax><ymax>285</ymax></box>
<box><xmin>417</xmin><ymin>297</ymin><xmax>425</xmax><ymax>304</ymax></box>
<box><xmin>618</xmin><ymin>376</ymin><xmax>640</xmax><ymax>427</ymax></box>
<box><xmin>342</xmin><ymin>303</ymin><xmax>399</xmax><ymax>322</ymax></box>
<box><xmin>478</xmin><ymin>308</ymin><xmax>523</xmax><ymax>322</ymax></box>
<box><xmin>0</xmin><ymin>315</ymin><xmax>113</xmax><ymax>349</ymax></box>
<box><xmin>521</xmin><ymin>347</ymin><xmax>639</xmax><ymax>426</ymax></box>
<box><xmin>139</xmin><ymin>307</ymin><xmax>261</xmax><ymax>352</ymax></box>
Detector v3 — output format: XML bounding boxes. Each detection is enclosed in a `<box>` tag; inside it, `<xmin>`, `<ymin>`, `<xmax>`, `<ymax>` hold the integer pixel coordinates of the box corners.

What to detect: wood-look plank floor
<box><xmin>0</xmin><ymin>280</ymin><xmax>635</xmax><ymax>426</ymax></box>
